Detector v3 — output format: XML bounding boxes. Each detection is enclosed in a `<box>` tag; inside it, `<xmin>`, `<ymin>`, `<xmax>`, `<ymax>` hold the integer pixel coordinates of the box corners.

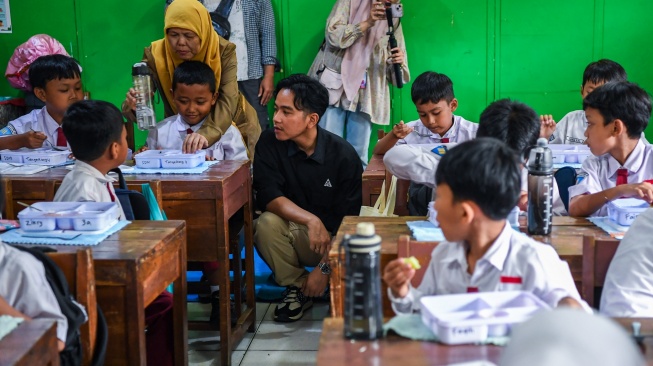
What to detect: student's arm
<box><xmin>557</xmin><ymin>297</ymin><xmax>583</xmax><ymax>309</ymax></box>
<box><xmin>569</xmin><ymin>183</ymin><xmax>653</xmax><ymax>217</ymax></box>
<box><xmin>373</xmin><ymin>121</ymin><xmax>413</xmax><ymax>155</ymax></box>
<box><xmin>0</xmin><ymin>131</ymin><xmax>46</xmax><ymax>150</ymax></box>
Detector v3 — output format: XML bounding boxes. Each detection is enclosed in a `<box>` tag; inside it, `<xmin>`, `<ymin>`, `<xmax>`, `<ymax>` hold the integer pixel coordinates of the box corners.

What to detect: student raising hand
<box><xmin>539</xmin><ymin>114</ymin><xmax>556</xmax><ymax>140</ymax></box>
<box><xmin>383</xmin><ymin>258</ymin><xmax>416</xmax><ymax>299</ymax></box>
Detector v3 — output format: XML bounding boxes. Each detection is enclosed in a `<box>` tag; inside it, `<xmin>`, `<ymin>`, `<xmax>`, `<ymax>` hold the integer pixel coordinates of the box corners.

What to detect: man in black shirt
<box><xmin>253</xmin><ymin>74</ymin><xmax>362</xmax><ymax>322</ymax></box>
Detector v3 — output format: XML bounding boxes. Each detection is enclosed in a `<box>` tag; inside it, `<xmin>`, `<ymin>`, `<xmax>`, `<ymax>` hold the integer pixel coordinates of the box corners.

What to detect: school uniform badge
<box><xmin>431</xmin><ymin>145</ymin><xmax>448</xmax><ymax>157</ymax></box>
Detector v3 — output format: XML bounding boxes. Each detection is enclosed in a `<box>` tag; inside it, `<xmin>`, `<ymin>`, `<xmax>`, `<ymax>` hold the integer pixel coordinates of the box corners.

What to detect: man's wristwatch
<box><xmin>318</xmin><ymin>262</ymin><xmax>331</xmax><ymax>275</ymax></box>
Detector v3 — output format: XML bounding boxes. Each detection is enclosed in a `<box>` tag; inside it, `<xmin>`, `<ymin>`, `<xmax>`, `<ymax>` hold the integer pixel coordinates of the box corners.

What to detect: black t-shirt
<box><xmin>253</xmin><ymin>127</ymin><xmax>363</xmax><ymax>235</ymax></box>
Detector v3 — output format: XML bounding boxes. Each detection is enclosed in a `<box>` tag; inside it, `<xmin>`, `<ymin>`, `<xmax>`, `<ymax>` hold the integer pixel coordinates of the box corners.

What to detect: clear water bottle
<box><xmin>132</xmin><ymin>62</ymin><xmax>157</xmax><ymax>130</ymax></box>
<box><xmin>343</xmin><ymin>222</ymin><xmax>383</xmax><ymax>340</ymax></box>
<box><xmin>527</xmin><ymin>137</ymin><xmax>554</xmax><ymax>235</ymax></box>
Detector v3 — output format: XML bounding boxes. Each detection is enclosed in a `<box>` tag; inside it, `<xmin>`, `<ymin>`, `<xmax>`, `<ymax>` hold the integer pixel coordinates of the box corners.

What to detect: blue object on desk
<box><xmin>406</xmin><ymin>221</ymin><xmax>446</xmax><ymax>241</ymax></box>
<box><xmin>0</xmin><ymin>220</ymin><xmax>131</xmax><ymax>246</ymax></box>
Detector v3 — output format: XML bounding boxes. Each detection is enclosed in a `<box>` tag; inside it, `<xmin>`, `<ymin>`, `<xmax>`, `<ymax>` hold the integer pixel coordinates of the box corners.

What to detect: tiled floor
<box><xmin>188</xmin><ymin>301</ymin><xmax>329</xmax><ymax>366</ymax></box>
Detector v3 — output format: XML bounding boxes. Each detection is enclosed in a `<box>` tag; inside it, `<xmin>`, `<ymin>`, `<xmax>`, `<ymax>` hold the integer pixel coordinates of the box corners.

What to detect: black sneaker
<box><xmin>274</xmin><ymin>286</ymin><xmax>313</xmax><ymax>322</ymax></box>
<box><xmin>209</xmin><ymin>291</ymin><xmax>236</xmax><ymax>326</ymax></box>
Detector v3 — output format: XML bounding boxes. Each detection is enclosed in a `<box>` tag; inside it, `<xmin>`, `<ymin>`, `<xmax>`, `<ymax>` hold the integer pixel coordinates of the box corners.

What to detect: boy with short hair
<box><xmin>143</xmin><ymin>61</ymin><xmax>248</xmax><ymax>160</ymax></box>
<box><xmin>0</xmin><ymin>54</ymin><xmax>83</xmax><ymax>149</ymax></box>
<box><xmin>541</xmin><ymin>59</ymin><xmax>647</xmax><ymax>144</ymax></box>
<box><xmin>373</xmin><ymin>71</ymin><xmax>477</xmax><ymax>155</ymax></box>
<box><xmin>382</xmin><ymin>138</ymin><xmax>587</xmax><ymax>314</ymax></box>
<box><xmin>568</xmin><ymin>81</ymin><xmax>653</xmax><ymax>217</ymax></box>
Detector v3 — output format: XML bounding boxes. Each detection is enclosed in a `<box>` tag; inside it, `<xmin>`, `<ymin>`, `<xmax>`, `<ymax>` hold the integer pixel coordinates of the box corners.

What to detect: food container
<box><xmin>17</xmin><ymin>202</ymin><xmax>119</xmax><ymax>232</ymax></box>
<box><xmin>549</xmin><ymin>145</ymin><xmax>591</xmax><ymax>164</ymax></box>
<box><xmin>608</xmin><ymin>198</ymin><xmax>650</xmax><ymax>226</ymax></box>
<box><xmin>1</xmin><ymin>148</ymin><xmax>69</xmax><ymax>165</ymax></box>
<box><xmin>420</xmin><ymin>291</ymin><xmax>549</xmax><ymax>345</ymax></box>
<box><xmin>427</xmin><ymin>201</ymin><xmax>439</xmax><ymax>227</ymax></box>
<box><xmin>134</xmin><ymin>149</ymin><xmax>204</xmax><ymax>169</ymax></box>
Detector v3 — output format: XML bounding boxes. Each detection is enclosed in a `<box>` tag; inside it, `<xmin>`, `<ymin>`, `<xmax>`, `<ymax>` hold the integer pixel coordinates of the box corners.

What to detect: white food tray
<box><xmin>420</xmin><ymin>291</ymin><xmax>549</xmax><ymax>345</ymax></box>
<box><xmin>1</xmin><ymin>148</ymin><xmax>70</xmax><ymax>165</ymax></box>
<box><xmin>608</xmin><ymin>198</ymin><xmax>649</xmax><ymax>226</ymax></box>
<box><xmin>17</xmin><ymin>202</ymin><xmax>120</xmax><ymax>231</ymax></box>
<box><xmin>134</xmin><ymin>149</ymin><xmax>204</xmax><ymax>169</ymax></box>
<box><xmin>549</xmin><ymin>144</ymin><xmax>591</xmax><ymax>164</ymax></box>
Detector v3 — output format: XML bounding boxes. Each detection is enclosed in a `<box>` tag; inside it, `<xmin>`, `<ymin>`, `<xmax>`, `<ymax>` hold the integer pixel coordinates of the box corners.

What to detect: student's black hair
<box><xmin>172</xmin><ymin>60</ymin><xmax>217</xmax><ymax>93</ymax></box>
<box><xmin>274</xmin><ymin>74</ymin><xmax>329</xmax><ymax>118</ymax></box>
<box><xmin>583</xmin><ymin>81</ymin><xmax>652</xmax><ymax>139</ymax></box>
<box><xmin>62</xmin><ymin>100</ymin><xmax>124</xmax><ymax>162</ymax></box>
<box><xmin>582</xmin><ymin>59</ymin><xmax>627</xmax><ymax>87</ymax></box>
<box><xmin>28</xmin><ymin>54</ymin><xmax>81</xmax><ymax>90</ymax></box>
<box><xmin>476</xmin><ymin>99</ymin><xmax>540</xmax><ymax>155</ymax></box>
<box><xmin>435</xmin><ymin>138</ymin><xmax>521</xmax><ymax>220</ymax></box>
<box><xmin>411</xmin><ymin>71</ymin><xmax>455</xmax><ymax>105</ymax></box>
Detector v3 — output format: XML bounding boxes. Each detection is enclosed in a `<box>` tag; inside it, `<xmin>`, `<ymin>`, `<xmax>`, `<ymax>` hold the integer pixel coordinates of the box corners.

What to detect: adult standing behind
<box><xmin>253</xmin><ymin>74</ymin><xmax>362</xmax><ymax>322</ymax></box>
<box><xmin>201</xmin><ymin>0</ymin><xmax>278</xmax><ymax>130</ymax></box>
<box><xmin>308</xmin><ymin>0</ymin><xmax>410</xmax><ymax>168</ymax></box>
<box><xmin>122</xmin><ymin>0</ymin><xmax>260</xmax><ymax>156</ymax></box>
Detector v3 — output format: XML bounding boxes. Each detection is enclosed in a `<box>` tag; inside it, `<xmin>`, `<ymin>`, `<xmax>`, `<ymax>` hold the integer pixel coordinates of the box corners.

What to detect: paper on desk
<box><xmin>587</xmin><ymin>217</ymin><xmax>627</xmax><ymax>239</ymax></box>
<box><xmin>0</xmin><ymin>220</ymin><xmax>130</xmax><ymax>246</ymax></box>
<box><xmin>406</xmin><ymin>221</ymin><xmax>445</xmax><ymax>241</ymax></box>
<box><xmin>0</xmin><ymin>163</ymin><xmax>49</xmax><ymax>175</ymax></box>
<box><xmin>0</xmin><ymin>315</ymin><xmax>24</xmax><ymax>341</ymax></box>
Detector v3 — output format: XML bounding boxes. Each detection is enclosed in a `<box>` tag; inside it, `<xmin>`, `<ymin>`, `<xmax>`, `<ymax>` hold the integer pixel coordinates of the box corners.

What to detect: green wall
<box><xmin>1</xmin><ymin>0</ymin><xmax>652</xmax><ymax>150</ymax></box>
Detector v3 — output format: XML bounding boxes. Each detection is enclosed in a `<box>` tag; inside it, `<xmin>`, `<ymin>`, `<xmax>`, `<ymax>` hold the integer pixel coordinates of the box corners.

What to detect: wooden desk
<box><xmin>0</xmin><ymin>319</ymin><xmax>60</xmax><ymax>366</ymax></box>
<box><xmin>362</xmin><ymin>155</ymin><xmax>386</xmax><ymax>207</ymax></box>
<box><xmin>317</xmin><ymin>317</ymin><xmax>653</xmax><ymax>365</ymax></box>
<box><xmin>2</xmin><ymin>160</ymin><xmax>256</xmax><ymax>365</ymax></box>
<box><xmin>20</xmin><ymin>221</ymin><xmax>188</xmax><ymax>366</ymax></box>
<box><xmin>329</xmin><ymin>216</ymin><xmax>612</xmax><ymax>318</ymax></box>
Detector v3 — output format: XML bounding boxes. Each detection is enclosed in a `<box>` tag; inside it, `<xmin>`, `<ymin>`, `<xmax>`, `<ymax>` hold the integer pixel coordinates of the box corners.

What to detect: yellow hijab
<box><xmin>150</xmin><ymin>0</ymin><xmax>221</xmax><ymax>114</ymax></box>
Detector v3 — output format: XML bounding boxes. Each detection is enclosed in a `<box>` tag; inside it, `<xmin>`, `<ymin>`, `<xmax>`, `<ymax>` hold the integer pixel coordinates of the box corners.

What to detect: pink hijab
<box><xmin>5</xmin><ymin>34</ymin><xmax>70</xmax><ymax>91</ymax></box>
<box><xmin>341</xmin><ymin>0</ymin><xmax>388</xmax><ymax>102</ymax></box>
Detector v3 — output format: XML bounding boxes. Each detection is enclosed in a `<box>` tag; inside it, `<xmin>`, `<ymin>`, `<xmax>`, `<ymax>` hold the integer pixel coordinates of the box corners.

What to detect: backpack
<box><xmin>10</xmin><ymin>245</ymin><xmax>87</xmax><ymax>366</ymax></box>
<box><xmin>110</xmin><ymin>168</ymin><xmax>151</xmax><ymax>220</ymax></box>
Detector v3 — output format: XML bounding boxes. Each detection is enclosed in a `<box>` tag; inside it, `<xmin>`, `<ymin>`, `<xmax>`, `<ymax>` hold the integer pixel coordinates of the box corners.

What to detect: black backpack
<box><xmin>110</xmin><ymin>168</ymin><xmax>151</xmax><ymax>220</ymax></box>
<box><xmin>10</xmin><ymin>245</ymin><xmax>89</xmax><ymax>365</ymax></box>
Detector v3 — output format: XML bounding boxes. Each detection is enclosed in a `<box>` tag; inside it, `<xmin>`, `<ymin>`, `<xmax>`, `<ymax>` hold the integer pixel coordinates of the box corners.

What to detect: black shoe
<box><xmin>273</xmin><ymin>286</ymin><xmax>313</xmax><ymax>322</ymax></box>
<box><xmin>210</xmin><ymin>291</ymin><xmax>237</xmax><ymax>326</ymax></box>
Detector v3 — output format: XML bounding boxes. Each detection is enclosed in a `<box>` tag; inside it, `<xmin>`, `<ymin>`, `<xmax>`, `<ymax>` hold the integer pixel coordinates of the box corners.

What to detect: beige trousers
<box><xmin>254</xmin><ymin>212</ymin><xmax>324</xmax><ymax>288</ymax></box>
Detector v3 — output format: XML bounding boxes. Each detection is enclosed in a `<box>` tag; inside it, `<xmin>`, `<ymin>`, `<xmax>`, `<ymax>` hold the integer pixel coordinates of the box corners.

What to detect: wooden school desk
<box><xmin>317</xmin><ymin>317</ymin><xmax>653</xmax><ymax>366</ymax></box>
<box><xmin>14</xmin><ymin>221</ymin><xmax>188</xmax><ymax>366</ymax></box>
<box><xmin>2</xmin><ymin>160</ymin><xmax>256</xmax><ymax>365</ymax></box>
<box><xmin>328</xmin><ymin>216</ymin><xmax>612</xmax><ymax>318</ymax></box>
<box><xmin>0</xmin><ymin>319</ymin><xmax>60</xmax><ymax>366</ymax></box>
<box><xmin>362</xmin><ymin>155</ymin><xmax>386</xmax><ymax>207</ymax></box>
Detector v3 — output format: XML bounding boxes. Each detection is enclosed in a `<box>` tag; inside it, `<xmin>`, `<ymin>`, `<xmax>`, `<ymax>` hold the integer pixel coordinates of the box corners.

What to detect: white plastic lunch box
<box><xmin>1</xmin><ymin>148</ymin><xmax>69</xmax><ymax>165</ymax></box>
<box><xmin>17</xmin><ymin>202</ymin><xmax>119</xmax><ymax>232</ymax></box>
<box><xmin>134</xmin><ymin>149</ymin><xmax>204</xmax><ymax>169</ymax></box>
<box><xmin>607</xmin><ymin>198</ymin><xmax>650</xmax><ymax>226</ymax></box>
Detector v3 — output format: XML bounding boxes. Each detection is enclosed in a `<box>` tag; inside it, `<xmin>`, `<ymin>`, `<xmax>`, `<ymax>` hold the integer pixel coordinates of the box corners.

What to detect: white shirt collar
<box><xmin>607</xmin><ymin>139</ymin><xmax>646</xmax><ymax>178</ymax></box>
<box><xmin>174</xmin><ymin>115</ymin><xmax>205</xmax><ymax>133</ymax></box>
<box><xmin>441</xmin><ymin>222</ymin><xmax>513</xmax><ymax>272</ymax></box>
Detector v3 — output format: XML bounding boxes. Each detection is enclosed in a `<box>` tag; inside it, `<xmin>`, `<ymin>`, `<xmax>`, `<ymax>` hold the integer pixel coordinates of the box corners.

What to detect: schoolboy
<box><xmin>143</xmin><ymin>61</ymin><xmax>248</xmax><ymax>161</ymax></box>
<box><xmin>541</xmin><ymin>59</ymin><xmax>647</xmax><ymax>144</ymax></box>
<box><xmin>568</xmin><ymin>81</ymin><xmax>653</xmax><ymax>217</ymax></box>
<box><xmin>55</xmin><ymin>100</ymin><xmax>175</xmax><ymax>365</ymax></box>
<box><xmin>373</xmin><ymin>71</ymin><xmax>477</xmax><ymax>155</ymax></box>
<box><xmin>0</xmin><ymin>54</ymin><xmax>82</xmax><ymax>149</ymax></box>
<box><xmin>383</xmin><ymin>138</ymin><xmax>587</xmax><ymax>314</ymax></box>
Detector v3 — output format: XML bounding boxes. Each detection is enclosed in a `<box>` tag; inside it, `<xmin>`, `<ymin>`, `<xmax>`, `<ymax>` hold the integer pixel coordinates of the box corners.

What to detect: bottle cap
<box><xmin>527</xmin><ymin>137</ymin><xmax>553</xmax><ymax>174</ymax></box>
<box><xmin>132</xmin><ymin>62</ymin><xmax>150</xmax><ymax>76</ymax></box>
<box><xmin>356</xmin><ymin>222</ymin><xmax>376</xmax><ymax>236</ymax></box>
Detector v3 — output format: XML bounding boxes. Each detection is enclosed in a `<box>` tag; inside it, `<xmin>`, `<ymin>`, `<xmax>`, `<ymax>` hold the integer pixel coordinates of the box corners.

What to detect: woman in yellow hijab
<box><xmin>122</xmin><ymin>0</ymin><xmax>260</xmax><ymax>156</ymax></box>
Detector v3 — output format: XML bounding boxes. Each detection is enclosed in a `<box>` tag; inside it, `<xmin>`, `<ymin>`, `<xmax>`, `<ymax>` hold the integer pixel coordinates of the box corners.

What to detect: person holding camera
<box><xmin>308</xmin><ymin>0</ymin><xmax>410</xmax><ymax>169</ymax></box>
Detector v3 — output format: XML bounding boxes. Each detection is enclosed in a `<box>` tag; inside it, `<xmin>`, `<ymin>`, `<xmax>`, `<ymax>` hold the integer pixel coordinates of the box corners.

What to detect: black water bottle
<box><xmin>343</xmin><ymin>222</ymin><xmax>384</xmax><ymax>340</ymax></box>
<box><xmin>527</xmin><ymin>138</ymin><xmax>554</xmax><ymax>235</ymax></box>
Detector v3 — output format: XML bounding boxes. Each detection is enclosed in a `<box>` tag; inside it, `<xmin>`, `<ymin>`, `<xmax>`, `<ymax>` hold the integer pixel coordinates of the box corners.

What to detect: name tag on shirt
<box><xmin>500</xmin><ymin>276</ymin><xmax>522</xmax><ymax>284</ymax></box>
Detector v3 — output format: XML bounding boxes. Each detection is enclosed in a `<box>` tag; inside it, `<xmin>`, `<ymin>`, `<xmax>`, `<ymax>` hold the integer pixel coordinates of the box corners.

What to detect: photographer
<box><xmin>308</xmin><ymin>0</ymin><xmax>410</xmax><ymax>168</ymax></box>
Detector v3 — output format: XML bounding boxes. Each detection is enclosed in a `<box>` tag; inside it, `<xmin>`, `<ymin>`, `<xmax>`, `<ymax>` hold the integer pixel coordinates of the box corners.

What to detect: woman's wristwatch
<box><xmin>318</xmin><ymin>262</ymin><xmax>332</xmax><ymax>275</ymax></box>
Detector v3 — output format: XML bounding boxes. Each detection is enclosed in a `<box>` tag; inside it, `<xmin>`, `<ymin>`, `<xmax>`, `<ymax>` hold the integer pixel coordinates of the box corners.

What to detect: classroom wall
<box><xmin>1</xmin><ymin>0</ymin><xmax>652</xmax><ymax>151</ymax></box>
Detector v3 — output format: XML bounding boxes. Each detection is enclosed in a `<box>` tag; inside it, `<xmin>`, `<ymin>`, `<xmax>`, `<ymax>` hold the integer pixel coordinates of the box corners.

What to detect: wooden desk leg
<box><xmin>217</xmin><ymin>201</ymin><xmax>233</xmax><ymax>366</ymax></box>
<box><xmin>173</xmin><ymin>236</ymin><xmax>188</xmax><ymax>366</ymax></box>
<box><xmin>244</xmin><ymin>197</ymin><xmax>256</xmax><ymax>333</ymax></box>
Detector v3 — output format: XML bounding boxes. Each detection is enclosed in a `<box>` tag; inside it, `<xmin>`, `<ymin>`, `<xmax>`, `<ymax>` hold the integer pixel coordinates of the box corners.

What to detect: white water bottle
<box><xmin>132</xmin><ymin>62</ymin><xmax>157</xmax><ymax>130</ymax></box>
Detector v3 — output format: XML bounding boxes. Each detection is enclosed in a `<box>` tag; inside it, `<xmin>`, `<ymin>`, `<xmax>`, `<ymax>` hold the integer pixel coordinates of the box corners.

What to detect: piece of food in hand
<box><xmin>403</xmin><ymin>256</ymin><xmax>421</xmax><ymax>270</ymax></box>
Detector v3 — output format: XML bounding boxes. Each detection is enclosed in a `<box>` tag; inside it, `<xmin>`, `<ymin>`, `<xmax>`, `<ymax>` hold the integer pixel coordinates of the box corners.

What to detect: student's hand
<box><xmin>618</xmin><ymin>182</ymin><xmax>653</xmax><ymax>203</ymax></box>
<box><xmin>368</xmin><ymin>1</ymin><xmax>386</xmax><ymax>25</ymax></box>
<box><xmin>557</xmin><ymin>296</ymin><xmax>583</xmax><ymax>309</ymax></box>
<box><xmin>307</xmin><ymin>217</ymin><xmax>331</xmax><ymax>256</ymax></box>
<box><xmin>302</xmin><ymin>267</ymin><xmax>329</xmax><ymax>298</ymax></box>
<box><xmin>539</xmin><ymin>114</ymin><xmax>556</xmax><ymax>139</ymax></box>
<box><xmin>518</xmin><ymin>191</ymin><xmax>528</xmax><ymax>211</ymax></box>
<box><xmin>391</xmin><ymin>120</ymin><xmax>413</xmax><ymax>139</ymax></box>
<box><xmin>205</xmin><ymin>155</ymin><xmax>217</xmax><ymax>161</ymax></box>
<box><xmin>124</xmin><ymin>88</ymin><xmax>138</xmax><ymax>112</ymax></box>
<box><xmin>259</xmin><ymin>74</ymin><xmax>274</xmax><ymax>105</ymax></box>
<box><xmin>383</xmin><ymin>258</ymin><xmax>415</xmax><ymax>299</ymax></box>
<box><xmin>388</xmin><ymin>47</ymin><xmax>405</xmax><ymax>66</ymax></box>
<box><xmin>135</xmin><ymin>145</ymin><xmax>149</xmax><ymax>154</ymax></box>
<box><xmin>22</xmin><ymin>131</ymin><xmax>47</xmax><ymax>148</ymax></box>
<box><xmin>183</xmin><ymin>133</ymin><xmax>209</xmax><ymax>153</ymax></box>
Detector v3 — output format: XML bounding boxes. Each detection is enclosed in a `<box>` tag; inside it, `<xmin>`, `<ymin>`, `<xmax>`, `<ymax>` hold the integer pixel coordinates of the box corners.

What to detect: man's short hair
<box><xmin>274</xmin><ymin>74</ymin><xmax>329</xmax><ymax>118</ymax></box>
<box><xmin>62</xmin><ymin>100</ymin><xmax>124</xmax><ymax>162</ymax></box>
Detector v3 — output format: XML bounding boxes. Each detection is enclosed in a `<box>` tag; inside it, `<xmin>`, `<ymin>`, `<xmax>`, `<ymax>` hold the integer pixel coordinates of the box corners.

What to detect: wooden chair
<box><xmin>582</xmin><ymin>235</ymin><xmax>621</xmax><ymax>308</ymax></box>
<box><xmin>397</xmin><ymin>235</ymin><xmax>439</xmax><ymax>287</ymax></box>
<box><xmin>47</xmin><ymin>249</ymin><xmax>98</xmax><ymax>366</ymax></box>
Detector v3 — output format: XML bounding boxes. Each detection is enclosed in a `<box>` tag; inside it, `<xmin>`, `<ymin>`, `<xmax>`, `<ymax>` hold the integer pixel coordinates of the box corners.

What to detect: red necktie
<box><xmin>106</xmin><ymin>182</ymin><xmax>116</xmax><ymax>202</ymax></box>
<box><xmin>441</xmin><ymin>138</ymin><xmax>450</xmax><ymax>143</ymax></box>
<box><xmin>616</xmin><ymin>168</ymin><xmax>628</xmax><ymax>186</ymax></box>
<box><xmin>186</xmin><ymin>128</ymin><xmax>193</xmax><ymax>135</ymax></box>
<box><xmin>56</xmin><ymin>127</ymin><xmax>67</xmax><ymax>147</ymax></box>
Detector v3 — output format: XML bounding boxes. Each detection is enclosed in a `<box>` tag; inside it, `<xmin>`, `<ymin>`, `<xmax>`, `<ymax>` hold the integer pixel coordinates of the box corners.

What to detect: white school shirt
<box><xmin>396</xmin><ymin>115</ymin><xmax>478</xmax><ymax>145</ymax></box>
<box><xmin>146</xmin><ymin>115</ymin><xmax>248</xmax><ymax>161</ymax></box>
<box><xmin>568</xmin><ymin>140</ymin><xmax>653</xmax><ymax>216</ymax></box>
<box><xmin>388</xmin><ymin>223</ymin><xmax>589</xmax><ymax>314</ymax></box>
<box><xmin>0</xmin><ymin>241</ymin><xmax>69</xmax><ymax>342</ymax></box>
<box><xmin>550</xmin><ymin>110</ymin><xmax>649</xmax><ymax>145</ymax></box>
<box><xmin>0</xmin><ymin>107</ymin><xmax>68</xmax><ymax>147</ymax></box>
<box><xmin>54</xmin><ymin>160</ymin><xmax>126</xmax><ymax>220</ymax></box>
<box><xmin>600</xmin><ymin>208</ymin><xmax>653</xmax><ymax>317</ymax></box>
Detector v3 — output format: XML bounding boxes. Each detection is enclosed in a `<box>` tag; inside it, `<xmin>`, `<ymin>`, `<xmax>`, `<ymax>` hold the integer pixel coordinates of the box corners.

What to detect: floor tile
<box><xmin>188</xmin><ymin>350</ymin><xmax>245</xmax><ymax>366</ymax></box>
<box><xmin>256</xmin><ymin>302</ymin><xmax>271</xmax><ymax>322</ymax></box>
<box><xmin>188</xmin><ymin>329</ymin><xmax>255</xmax><ymax>352</ymax></box>
<box><xmin>240</xmin><ymin>351</ymin><xmax>316</xmax><ymax>366</ymax></box>
<box><xmin>263</xmin><ymin>301</ymin><xmax>330</xmax><ymax>322</ymax></box>
<box><xmin>249</xmin><ymin>320</ymin><xmax>323</xmax><ymax>351</ymax></box>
